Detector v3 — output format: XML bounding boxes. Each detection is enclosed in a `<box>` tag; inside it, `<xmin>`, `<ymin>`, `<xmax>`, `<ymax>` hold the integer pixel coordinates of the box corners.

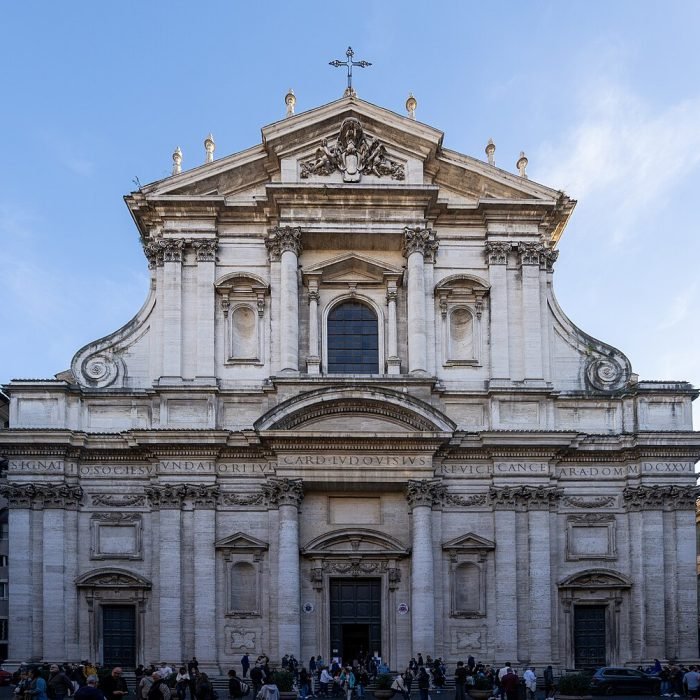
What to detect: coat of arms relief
<box><xmin>300</xmin><ymin>117</ymin><xmax>405</xmax><ymax>182</ymax></box>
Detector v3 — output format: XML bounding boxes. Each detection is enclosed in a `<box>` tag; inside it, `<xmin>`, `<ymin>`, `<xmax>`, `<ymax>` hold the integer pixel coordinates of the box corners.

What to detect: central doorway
<box><xmin>574</xmin><ymin>605</ymin><xmax>607</xmax><ymax>668</ymax></box>
<box><xmin>330</xmin><ymin>578</ymin><xmax>381</xmax><ymax>664</ymax></box>
<box><xmin>102</xmin><ymin>605</ymin><xmax>136</xmax><ymax>668</ymax></box>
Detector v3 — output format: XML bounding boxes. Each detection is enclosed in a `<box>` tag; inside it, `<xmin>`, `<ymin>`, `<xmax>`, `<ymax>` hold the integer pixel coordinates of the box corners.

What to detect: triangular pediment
<box><xmin>214</xmin><ymin>532</ymin><xmax>269</xmax><ymax>551</ymax></box>
<box><xmin>442</xmin><ymin>532</ymin><xmax>496</xmax><ymax>551</ymax></box>
<box><xmin>126</xmin><ymin>95</ymin><xmax>574</xmax><ymax>243</ymax></box>
<box><xmin>304</xmin><ymin>253</ymin><xmax>403</xmax><ymax>285</ymax></box>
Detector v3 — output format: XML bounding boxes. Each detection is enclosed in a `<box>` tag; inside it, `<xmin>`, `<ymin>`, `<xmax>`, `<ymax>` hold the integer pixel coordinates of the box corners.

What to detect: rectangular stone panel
<box><xmin>329</xmin><ymin>497</ymin><xmax>381</xmax><ymax>524</ymax></box>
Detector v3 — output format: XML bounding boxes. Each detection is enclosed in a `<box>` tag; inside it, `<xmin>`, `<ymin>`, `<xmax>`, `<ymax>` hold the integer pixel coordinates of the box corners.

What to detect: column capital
<box><xmin>0</xmin><ymin>482</ymin><xmax>83</xmax><ymax>510</ymax></box>
<box><xmin>484</xmin><ymin>241</ymin><xmax>510</xmax><ymax>265</ymax></box>
<box><xmin>623</xmin><ymin>484</ymin><xmax>698</xmax><ymax>511</ymax></box>
<box><xmin>540</xmin><ymin>247</ymin><xmax>559</xmax><ymax>272</ymax></box>
<box><xmin>403</xmin><ymin>226</ymin><xmax>438</xmax><ymax>262</ymax></box>
<box><xmin>263</xmin><ymin>477</ymin><xmax>304</xmax><ymax>508</ymax></box>
<box><xmin>406</xmin><ymin>479</ymin><xmax>446</xmax><ymax>509</ymax></box>
<box><xmin>162</xmin><ymin>238</ymin><xmax>186</xmax><ymax>263</ymax></box>
<box><xmin>266</xmin><ymin>226</ymin><xmax>303</xmax><ymax>261</ymax></box>
<box><xmin>192</xmin><ymin>238</ymin><xmax>218</xmax><ymax>263</ymax></box>
<box><xmin>517</xmin><ymin>242</ymin><xmax>544</xmax><ymax>266</ymax></box>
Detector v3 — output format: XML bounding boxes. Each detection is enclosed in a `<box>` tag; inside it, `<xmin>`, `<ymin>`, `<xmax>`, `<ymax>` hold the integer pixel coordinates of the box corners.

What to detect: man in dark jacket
<box><xmin>48</xmin><ymin>665</ymin><xmax>74</xmax><ymax>700</ymax></box>
<box><xmin>100</xmin><ymin>668</ymin><xmax>129</xmax><ymax>700</ymax></box>
<box><xmin>75</xmin><ymin>676</ymin><xmax>105</xmax><ymax>700</ymax></box>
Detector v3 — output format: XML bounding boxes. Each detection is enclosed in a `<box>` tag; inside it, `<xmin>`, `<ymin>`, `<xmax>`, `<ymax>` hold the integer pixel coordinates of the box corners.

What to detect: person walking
<box><xmin>30</xmin><ymin>669</ymin><xmax>49</xmax><ymax>700</ymax></box>
<box><xmin>241</xmin><ymin>656</ymin><xmax>250</xmax><ymax>680</ymax></box>
<box><xmin>454</xmin><ymin>662</ymin><xmax>468</xmax><ymax>700</ymax></box>
<box><xmin>48</xmin><ymin>665</ymin><xmax>74</xmax><ymax>700</ymax></box>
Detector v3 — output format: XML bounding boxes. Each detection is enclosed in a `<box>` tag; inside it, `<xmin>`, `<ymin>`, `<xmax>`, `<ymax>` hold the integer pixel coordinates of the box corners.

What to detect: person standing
<box><xmin>454</xmin><ymin>662</ymin><xmax>468</xmax><ymax>700</ymax></box>
<box><xmin>228</xmin><ymin>670</ymin><xmax>244</xmax><ymax>700</ymax></box>
<box><xmin>48</xmin><ymin>665</ymin><xmax>74</xmax><ymax>700</ymax></box>
<box><xmin>683</xmin><ymin>667</ymin><xmax>700</xmax><ymax>699</ymax></box>
<box><xmin>543</xmin><ymin>666</ymin><xmax>554</xmax><ymax>700</ymax></box>
<box><xmin>74</xmin><ymin>676</ymin><xmax>105</xmax><ymax>700</ymax></box>
<box><xmin>417</xmin><ymin>667</ymin><xmax>430</xmax><ymax>700</ymax></box>
<box><xmin>101</xmin><ymin>668</ymin><xmax>129</xmax><ymax>700</ymax></box>
<box><xmin>30</xmin><ymin>669</ymin><xmax>49</xmax><ymax>700</ymax></box>
<box><xmin>148</xmin><ymin>673</ymin><xmax>171</xmax><ymax>700</ymax></box>
<box><xmin>241</xmin><ymin>656</ymin><xmax>250</xmax><ymax>680</ymax></box>
<box><xmin>523</xmin><ymin>669</ymin><xmax>536</xmax><ymax>700</ymax></box>
<box><xmin>176</xmin><ymin>668</ymin><xmax>191</xmax><ymax>700</ymax></box>
<box><xmin>250</xmin><ymin>666</ymin><xmax>265</xmax><ymax>699</ymax></box>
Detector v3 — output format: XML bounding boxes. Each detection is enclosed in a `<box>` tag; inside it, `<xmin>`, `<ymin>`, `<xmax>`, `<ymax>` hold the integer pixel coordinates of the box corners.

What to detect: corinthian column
<box><xmin>263</xmin><ymin>478</ymin><xmax>304</xmax><ymax>660</ymax></box>
<box><xmin>406</xmin><ymin>479</ymin><xmax>443</xmax><ymax>655</ymax></box>
<box><xmin>403</xmin><ymin>227</ymin><xmax>438</xmax><ymax>374</ymax></box>
<box><xmin>266</xmin><ymin>227</ymin><xmax>302</xmax><ymax>373</ymax></box>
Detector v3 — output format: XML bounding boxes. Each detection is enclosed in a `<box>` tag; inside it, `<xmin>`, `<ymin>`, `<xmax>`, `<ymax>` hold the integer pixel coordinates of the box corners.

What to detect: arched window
<box><xmin>327</xmin><ymin>301</ymin><xmax>378</xmax><ymax>373</ymax></box>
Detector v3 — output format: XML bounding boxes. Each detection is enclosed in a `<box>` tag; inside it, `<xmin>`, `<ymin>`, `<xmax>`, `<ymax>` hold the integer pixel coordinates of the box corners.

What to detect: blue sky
<box><xmin>2</xmin><ymin>1</ymin><xmax>699</xmax><ymax>425</ymax></box>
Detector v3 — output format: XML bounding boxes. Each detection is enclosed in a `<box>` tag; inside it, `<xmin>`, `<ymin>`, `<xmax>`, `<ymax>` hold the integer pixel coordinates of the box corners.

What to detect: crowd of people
<box><xmin>11</xmin><ymin>653</ymin><xmax>700</xmax><ymax>700</ymax></box>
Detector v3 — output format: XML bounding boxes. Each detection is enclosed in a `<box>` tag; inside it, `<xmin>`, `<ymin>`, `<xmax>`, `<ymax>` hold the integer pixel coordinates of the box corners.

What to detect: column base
<box><xmin>306</xmin><ymin>357</ymin><xmax>321</xmax><ymax>375</ymax></box>
<box><xmin>387</xmin><ymin>357</ymin><xmax>401</xmax><ymax>375</ymax></box>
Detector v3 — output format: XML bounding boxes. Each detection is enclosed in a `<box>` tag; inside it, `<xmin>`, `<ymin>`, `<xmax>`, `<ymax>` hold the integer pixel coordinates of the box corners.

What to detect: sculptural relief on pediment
<box><xmin>299</xmin><ymin>117</ymin><xmax>405</xmax><ymax>182</ymax></box>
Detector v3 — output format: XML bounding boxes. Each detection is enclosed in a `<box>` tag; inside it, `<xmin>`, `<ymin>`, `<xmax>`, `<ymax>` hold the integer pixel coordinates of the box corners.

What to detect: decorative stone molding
<box><xmin>80</xmin><ymin>351</ymin><xmax>125</xmax><ymax>389</ymax></box>
<box><xmin>623</xmin><ymin>484</ymin><xmax>698</xmax><ymax>511</ymax></box>
<box><xmin>517</xmin><ymin>242</ymin><xmax>544</xmax><ymax>266</ymax></box>
<box><xmin>265</xmin><ymin>226</ymin><xmax>302</xmax><ymax>261</ymax></box>
<box><xmin>91</xmin><ymin>493</ymin><xmax>147</xmax><ymax>507</ymax></box>
<box><xmin>558</xmin><ymin>569</ymin><xmax>632</xmax><ymax>590</ymax></box>
<box><xmin>299</xmin><ymin>117</ymin><xmax>405</xmax><ymax>182</ymax></box>
<box><xmin>563</xmin><ymin>495</ymin><xmax>616</xmax><ymax>509</ymax></box>
<box><xmin>403</xmin><ymin>227</ymin><xmax>439</xmax><ymax>262</ymax></box>
<box><xmin>90</xmin><ymin>512</ymin><xmax>143</xmax><ymax>560</ymax></box>
<box><xmin>484</xmin><ymin>242</ymin><xmax>510</xmax><ymax>265</ymax></box>
<box><xmin>220</xmin><ymin>491</ymin><xmax>266</xmax><ymax>507</ymax></box>
<box><xmin>0</xmin><ymin>482</ymin><xmax>83</xmax><ymax>509</ymax></box>
<box><xmin>489</xmin><ymin>485</ymin><xmax>562</xmax><ymax>510</ymax></box>
<box><xmin>144</xmin><ymin>483</ymin><xmax>221</xmax><ymax>509</ymax></box>
<box><xmin>540</xmin><ymin>247</ymin><xmax>559</xmax><ymax>271</ymax></box>
<box><xmin>261</xmin><ymin>477</ymin><xmax>304</xmax><ymax>508</ymax></box>
<box><xmin>568</xmin><ymin>513</ymin><xmax>615</xmax><ymax>524</ymax></box>
<box><xmin>585</xmin><ymin>357</ymin><xmax>628</xmax><ymax>392</ymax></box>
<box><xmin>443</xmin><ymin>492</ymin><xmax>487</xmax><ymax>507</ymax></box>
<box><xmin>192</xmin><ymin>239</ymin><xmax>218</xmax><ymax>262</ymax></box>
<box><xmin>76</xmin><ymin>568</ymin><xmax>152</xmax><ymax>590</ymax></box>
<box><xmin>406</xmin><ymin>479</ymin><xmax>446</xmax><ymax>509</ymax></box>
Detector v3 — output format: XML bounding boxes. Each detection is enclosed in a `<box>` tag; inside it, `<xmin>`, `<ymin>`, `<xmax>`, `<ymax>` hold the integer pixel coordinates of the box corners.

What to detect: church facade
<box><xmin>1</xmin><ymin>95</ymin><xmax>699</xmax><ymax>671</ymax></box>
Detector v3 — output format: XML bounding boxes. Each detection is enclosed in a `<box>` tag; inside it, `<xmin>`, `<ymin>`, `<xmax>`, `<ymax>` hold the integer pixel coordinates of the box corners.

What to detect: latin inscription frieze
<box><xmin>217</xmin><ymin>462</ymin><xmax>276</xmax><ymax>475</ymax></box>
<box><xmin>9</xmin><ymin>460</ymin><xmax>65</xmax><ymax>473</ymax></box>
<box><xmin>79</xmin><ymin>465</ymin><xmax>152</xmax><ymax>477</ymax></box>
<box><xmin>278</xmin><ymin>455</ymin><xmax>430</xmax><ymax>467</ymax></box>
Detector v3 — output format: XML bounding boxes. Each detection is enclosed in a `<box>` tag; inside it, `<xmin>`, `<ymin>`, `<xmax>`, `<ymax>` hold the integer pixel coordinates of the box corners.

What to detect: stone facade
<box><xmin>1</xmin><ymin>96</ymin><xmax>699</xmax><ymax>671</ymax></box>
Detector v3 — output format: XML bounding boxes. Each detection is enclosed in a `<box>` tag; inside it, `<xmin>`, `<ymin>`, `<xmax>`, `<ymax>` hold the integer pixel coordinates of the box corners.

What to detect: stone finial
<box><xmin>516</xmin><ymin>151</ymin><xmax>528</xmax><ymax>178</ymax></box>
<box><xmin>172</xmin><ymin>146</ymin><xmax>182</xmax><ymax>175</ymax></box>
<box><xmin>485</xmin><ymin>138</ymin><xmax>496</xmax><ymax>166</ymax></box>
<box><xmin>406</xmin><ymin>93</ymin><xmax>417</xmax><ymax>120</ymax></box>
<box><xmin>204</xmin><ymin>134</ymin><xmax>215</xmax><ymax>163</ymax></box>
<box><xmin>285</xmin><ymin>88</ymin><xmax>296</xmax><ymax>117</ymax></box>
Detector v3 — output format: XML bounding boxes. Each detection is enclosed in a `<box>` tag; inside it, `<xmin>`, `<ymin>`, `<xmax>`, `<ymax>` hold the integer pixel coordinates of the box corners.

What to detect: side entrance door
<box><xmin>329</xmin><ymin>578</ymin><xmax>381</xmax><ymax>664</ymax></box>
<box><xmin>573</xmin><ymin>605</ymin><xmax>606</xmax><ymax>668</ymax></box>
<box><xmin>102</xmin><ymin>605</ymin><xmax>136</xmax><ymax>668</ymax></box>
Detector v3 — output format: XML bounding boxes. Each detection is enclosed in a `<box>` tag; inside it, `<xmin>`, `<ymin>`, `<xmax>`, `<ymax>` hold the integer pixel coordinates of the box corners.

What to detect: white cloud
<box><xmin>534</xmin><ymin>80</ymin><xmax>700</xmax><ymax>245</ymax></box>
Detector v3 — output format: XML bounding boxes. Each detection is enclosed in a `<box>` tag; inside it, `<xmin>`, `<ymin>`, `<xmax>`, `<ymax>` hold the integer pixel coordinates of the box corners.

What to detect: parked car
<box><xmin>590</xmin><ymin>667</ymin><xmax>661</xmax><ymax>695</ymax></box>
<box><xmin>0</xmin><ymin>668</ymin><xmax>13</xmax><ymax>686</ymax></box>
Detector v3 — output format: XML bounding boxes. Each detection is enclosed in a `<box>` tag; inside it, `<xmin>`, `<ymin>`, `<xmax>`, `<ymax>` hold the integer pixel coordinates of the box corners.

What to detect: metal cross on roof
<box><xmin>329</xmin><ymin>46</ymin><xmax>372</xmax><ymax>97</ymax></box>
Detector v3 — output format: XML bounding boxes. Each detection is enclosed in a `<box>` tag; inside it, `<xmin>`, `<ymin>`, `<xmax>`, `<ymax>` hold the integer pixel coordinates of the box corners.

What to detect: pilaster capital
<box><xmin>189</xmin><ymin>484</ymin><xmax>220</xmax><ymax>508</ymax></box>
<box><xmin>144</xmin><ymin>483</ymin><xmax>188</xmax><ymax>509</ymax></box>
<box><xmin>266</xmin><ymin>226</ymin><xmax>303</xmax><ymax>261</ymax></box>
<box><xmin>623</xmin><ymin>484</ymin><xmax>698</xmax><ymax>511</ymax></box>
<box><xmin>0</xmin><ymin>482</ymin><xmax>83</xmax><ymax>509</ymax></box>
<box><xmin>489</xmin><ymin>485</ymin><xmax>562</xmax><ymax>510</ymax></box>
<box><xmin>517</xmin><ymin>242</ymin><xmax>544</xmax><ymax>266</ymax></box>
<box><xmin>484</xmin><ymin>241</ymin><xmax>510</xmax><ymax>265</ymax></box>
<box><xmin>262</xmin><ymin>477</ymin><xmax>304</xmax><ymax>508</ymax></box>
<box><xmin>308</xmin><ymin>289</ymin><xmax>320</xmax><ymax>304</ymax></box>
<box><xmin>402</xmin><ymin>227</ymin><xmax>439</xmax><ymax>262</ymax></box>
<box><xmin>406</xmin><ymin>479</ymin><xmax>446</xmax><ymax>509</ymax></box>
<box><xmin>540</xmin><ymin>247</ymin><xmax>559</xmax><ymax>272</ymax></box>
<box><xmin>161</xmin><ymin>238</ymin><xmax>186</xmax><ymax>263</ymax></box>
<box><xmin>192</xmin><ymin>238</ymin><xmax>218</xmax><ymax>263</ymax></box>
